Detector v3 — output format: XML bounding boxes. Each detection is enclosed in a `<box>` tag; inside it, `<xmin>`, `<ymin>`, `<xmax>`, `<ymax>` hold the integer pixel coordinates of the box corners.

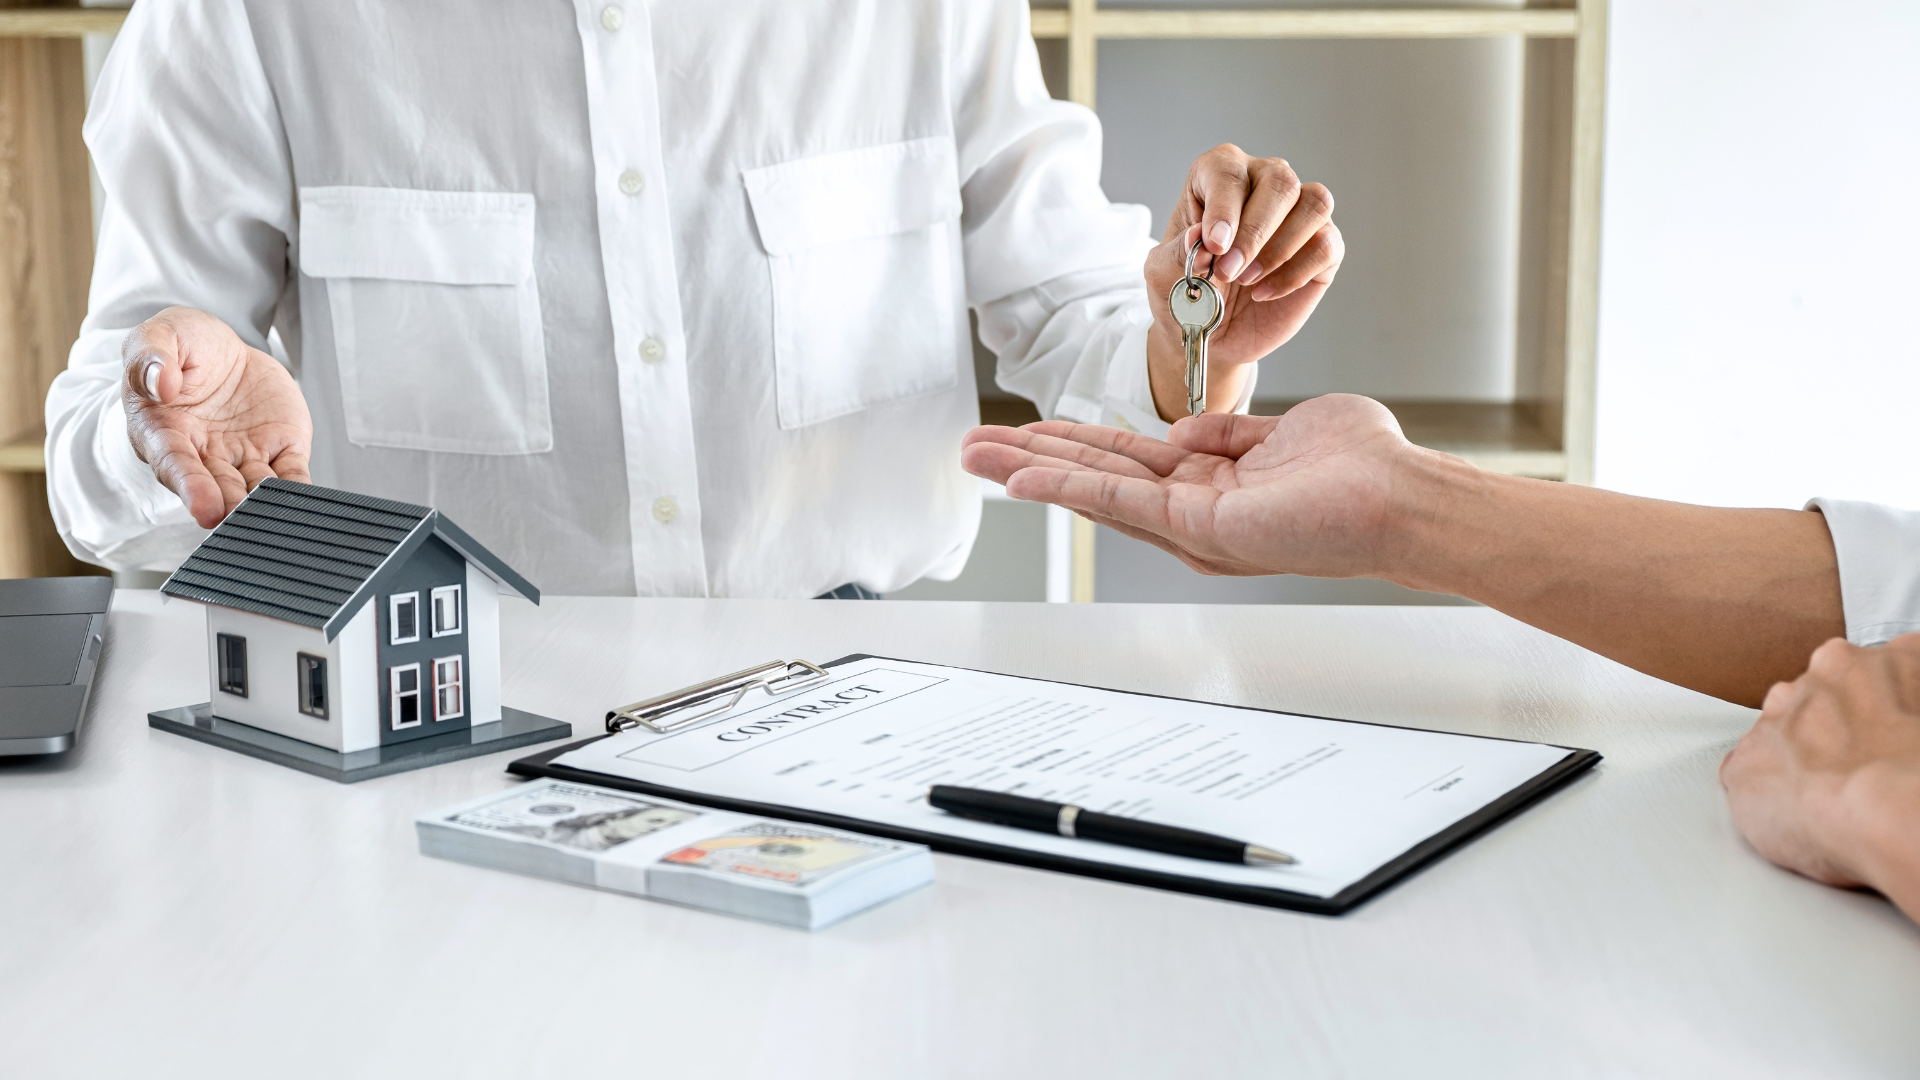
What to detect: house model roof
<box><xmin>161</xmin><ymin>478</ymin><xmax>539</xmax><ymax>640</ymax></box>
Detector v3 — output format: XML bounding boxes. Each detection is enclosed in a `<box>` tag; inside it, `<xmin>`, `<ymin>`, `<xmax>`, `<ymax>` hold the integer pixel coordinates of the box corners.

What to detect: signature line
<box><xmin>1404</xmin><ymin>765</ymin><xmax>1463</xmax><ymax>799</ymax></box>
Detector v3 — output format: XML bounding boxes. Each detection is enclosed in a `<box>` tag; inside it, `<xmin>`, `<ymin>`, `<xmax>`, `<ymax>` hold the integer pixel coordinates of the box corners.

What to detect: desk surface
<box><xmin>4</xmin><ymin>592</ymin><xmax>1916</xmax><ymax>1079</ymax></box>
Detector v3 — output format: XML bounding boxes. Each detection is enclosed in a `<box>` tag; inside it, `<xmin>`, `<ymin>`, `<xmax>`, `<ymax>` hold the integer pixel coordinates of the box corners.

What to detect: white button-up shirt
<box><xmin>1809</xmin><ymin>499</ymin><xmax>1920</xmax><ymax>645</ymax></box>
<box><xmin>48</xmin><ymin>0</ymin><xmax>1185</xmax><ymax>597</ymax></box>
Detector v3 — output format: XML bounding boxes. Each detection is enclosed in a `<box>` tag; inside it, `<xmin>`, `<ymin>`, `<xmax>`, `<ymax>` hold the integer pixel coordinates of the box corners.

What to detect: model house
<box><xmin>160</xmin><ymin>478</ymin><xmax>539</xmax><ymax>753</ymax></box>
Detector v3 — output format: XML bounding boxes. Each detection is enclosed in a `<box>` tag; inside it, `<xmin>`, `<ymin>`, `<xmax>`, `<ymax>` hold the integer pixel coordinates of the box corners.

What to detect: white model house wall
<box><xmin>465</xmin><ymin>564</ymin><xmax>501</xmax><ymax>725</ymax></box>
<box><xmin>203</xmin><ymin>604</ymin><xmax>379</xmax><ymax>752</ymax></box>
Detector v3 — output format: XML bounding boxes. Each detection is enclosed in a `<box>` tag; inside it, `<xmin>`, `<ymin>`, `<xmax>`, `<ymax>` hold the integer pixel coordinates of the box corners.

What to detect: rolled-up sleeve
<box><xmin>1806</xmin><ymin>497</ymin><xmax>1920</xmax><ymax>646</ymax></box>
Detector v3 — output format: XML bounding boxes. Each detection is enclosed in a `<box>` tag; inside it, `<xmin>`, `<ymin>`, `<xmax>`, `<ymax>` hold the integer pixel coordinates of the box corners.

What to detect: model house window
<box><xmin>430</xmin><ymin>585</ymin><xmax>462</xmax><ymax>637</ymax></box>
<box><xmin>216</xmin><ymin>633</ymin><xmax>248</xmax><ymax>697</ymax></box>
<box><xmin>433</xmin><ymin>656</ymin><xmax>464</xmax><ymax>721</ymax></box>
<box><xmin>390</xmin><ymin>663</ymin><xmax>422</xmax><ymax>729</ymax></box>
<box><xmin>390</xmin><ymin>592</ymin><xmax>420</xmax><ymax>645</ymax></box>
<box><xmin>297</xmin><ymin>653</ymin><xmax>328</xmax><ymax>719</ymax></box>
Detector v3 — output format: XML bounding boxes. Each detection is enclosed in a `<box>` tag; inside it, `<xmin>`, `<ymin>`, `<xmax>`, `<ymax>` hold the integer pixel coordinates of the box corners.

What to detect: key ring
<box><xmin>1182</xmin><ymin>236</ymin><xmax>1214</xmax><ymax>301</ymax></box>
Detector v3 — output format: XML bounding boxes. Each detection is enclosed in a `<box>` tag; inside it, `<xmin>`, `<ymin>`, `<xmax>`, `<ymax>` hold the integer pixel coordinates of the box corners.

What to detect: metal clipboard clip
<box><xmin>605</xmin><ymin>659</ymin><xmax>831</xmax><ymax>734</ymax></box>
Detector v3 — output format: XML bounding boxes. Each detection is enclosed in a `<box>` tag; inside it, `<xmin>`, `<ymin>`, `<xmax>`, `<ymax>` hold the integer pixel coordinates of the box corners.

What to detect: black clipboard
<box><xmin>508</xmin><ymin>654</ymin><xmax>1602</xmax><ymax>916</ymax></box>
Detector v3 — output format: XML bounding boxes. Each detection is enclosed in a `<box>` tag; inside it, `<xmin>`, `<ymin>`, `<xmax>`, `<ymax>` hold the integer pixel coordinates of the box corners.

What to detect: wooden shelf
<box><xmin>977</xmin><ymin>399</ymin><xmax>1045</xmax><ymax>428</ymax></box>
<box><xmin>0</xmin><ymin>8</ymin><xmax>128</xmax><ymax>37</ymax></box>
<box><xmin>1029</xmin><ymin>7</ymin><xmax>1578</xmax><ymax>40</ymax></box>
<box><xmin>0</xmin><ymin>429</ymin><xmax>47</xmax><ymax>473</ymax></box>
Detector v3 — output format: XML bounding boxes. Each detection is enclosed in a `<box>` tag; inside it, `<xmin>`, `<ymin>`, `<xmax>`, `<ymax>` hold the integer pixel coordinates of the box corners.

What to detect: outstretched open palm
<box><xmin>122</xmin><ymin>306</ymin><xmax>313</xmax><ymax>528</ymax></box>
<box><xmin>960</xmin><ymin>395</ymin><xmax>1418</xmax><ymax>580</ymax></box>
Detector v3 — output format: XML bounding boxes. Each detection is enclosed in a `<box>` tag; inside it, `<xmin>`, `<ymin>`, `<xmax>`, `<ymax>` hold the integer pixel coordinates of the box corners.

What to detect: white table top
<box><xmin>5</xmin><ymin>591</ymin><xmax>1917</xmax><ymax>1079</ymax></box>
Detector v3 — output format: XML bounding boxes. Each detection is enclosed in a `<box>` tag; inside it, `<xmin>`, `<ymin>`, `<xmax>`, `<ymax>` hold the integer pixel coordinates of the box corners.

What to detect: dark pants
<box><xmin>815</xmin><ymin>583</ymin><xmax>883</xmax><ymax>600</ymax></box>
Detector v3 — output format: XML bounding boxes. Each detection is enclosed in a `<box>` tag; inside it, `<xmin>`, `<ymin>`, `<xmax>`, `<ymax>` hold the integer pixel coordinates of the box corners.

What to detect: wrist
<box><xmin>1371</xmin><ymin>445</ymin><xmax>1505</xmax><ymax>595</ymax></box>
<box><xmin>1832</xmin><ymin>763</ymin><xmax>1920</xmax><ymax>918</ymax></box>
<box><xmin>1145</xmin><ymin>322</ymin><xmax>1253</xmax><ymax>423</ymax></box>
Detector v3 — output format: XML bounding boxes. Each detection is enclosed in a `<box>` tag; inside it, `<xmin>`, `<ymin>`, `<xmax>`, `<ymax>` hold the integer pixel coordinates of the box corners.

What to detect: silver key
<box><xmin>1168</xmin><ymin>237</ymin><xmax>1222</xmax><ymax>417</ymax></box>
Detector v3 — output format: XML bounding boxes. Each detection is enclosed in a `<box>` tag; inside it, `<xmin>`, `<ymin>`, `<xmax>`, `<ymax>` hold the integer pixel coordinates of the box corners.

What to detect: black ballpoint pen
<box><xmin>927</xmin><ymin>785</ymin><xmax>1296</xmax><ymax>866</ymax></box>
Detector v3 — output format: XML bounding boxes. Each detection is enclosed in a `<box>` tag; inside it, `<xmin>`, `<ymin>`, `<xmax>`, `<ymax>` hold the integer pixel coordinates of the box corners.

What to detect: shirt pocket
<box><xmin>299</xmin><ymin>186</ymin><xmax>552</xmax><ymax>455</ymax></box>
<box><xmin>743</xmin><ymin>136</ymin><xmax>965</xmax><ymax>431</ymax></box>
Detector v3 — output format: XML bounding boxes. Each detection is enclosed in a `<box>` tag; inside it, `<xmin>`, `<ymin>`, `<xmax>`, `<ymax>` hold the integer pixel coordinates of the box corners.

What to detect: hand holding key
<box><xmin>1143</xmin><ymin>145</ymin><xmax>1345</xmax><ymax>422</ymax></box>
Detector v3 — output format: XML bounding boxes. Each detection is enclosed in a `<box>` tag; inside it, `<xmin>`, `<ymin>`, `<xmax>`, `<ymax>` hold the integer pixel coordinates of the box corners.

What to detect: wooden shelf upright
<box><xmin>0</xmin><ymin>0</ymin><xmax>103</xmax><ymax>577</ymax></box>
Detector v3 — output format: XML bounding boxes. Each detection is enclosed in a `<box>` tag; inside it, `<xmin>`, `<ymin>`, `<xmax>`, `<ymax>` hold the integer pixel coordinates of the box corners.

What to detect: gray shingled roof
<box><xmin>161</xmin><ymin>478</ymin><xmax>538</xmax><ymax>639</ymax></box>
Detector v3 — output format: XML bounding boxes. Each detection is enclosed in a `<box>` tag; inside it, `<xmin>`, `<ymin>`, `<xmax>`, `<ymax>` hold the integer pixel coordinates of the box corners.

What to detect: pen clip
<box><xmin>605</xmin><ymin>659</ymin><xmax>830</xmax><ymax>734</ymax></box>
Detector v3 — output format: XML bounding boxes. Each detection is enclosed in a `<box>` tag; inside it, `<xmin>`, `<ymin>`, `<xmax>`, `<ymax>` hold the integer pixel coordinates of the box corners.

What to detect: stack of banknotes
<box><xmin>417</xmin><ymin>778</ymin><xmax>933</xmax><ymax>929</ymax></box>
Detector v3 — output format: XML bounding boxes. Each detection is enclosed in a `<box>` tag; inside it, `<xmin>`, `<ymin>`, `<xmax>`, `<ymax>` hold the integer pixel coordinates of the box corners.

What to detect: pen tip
<box><xmin>1245</xmin><ymin>844</ymin><xmax>1296</xmax><ymax>866</ymax></box>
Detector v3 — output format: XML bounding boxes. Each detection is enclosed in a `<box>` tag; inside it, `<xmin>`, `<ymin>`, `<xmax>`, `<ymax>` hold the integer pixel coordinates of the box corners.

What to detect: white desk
<box><xmin>5</xmin><ymin>592</ymin><xmax>1917</xmax><ymax>1079</ymax></box>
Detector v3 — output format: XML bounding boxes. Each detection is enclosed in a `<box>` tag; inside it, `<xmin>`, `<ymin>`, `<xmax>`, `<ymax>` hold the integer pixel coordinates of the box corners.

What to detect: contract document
<box><xmin>518</xmin><ymin>656</ymin><xmax>1599</xmax><ymax>914</ymax></box>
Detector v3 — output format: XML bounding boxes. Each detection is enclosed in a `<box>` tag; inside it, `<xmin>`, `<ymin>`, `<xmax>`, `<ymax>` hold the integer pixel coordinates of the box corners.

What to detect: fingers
<box><xmin>229</xmin><ymin>426</ymin><xmax>312</xmax><ymax>491</ymax></box>
<box><xmin>1218</xmin><ymin>158</ymin><xmax>1304</xmax><ymax>286</ymax></box>
<box><xmin>140</xmin><ymin>428</ymin><xmax>228</xmax><ymax>529</ymax></box>
<box><xmin>270</xmin><ymin>445</ymin><xmax>312</xmax><ymax>485</ymax></box>
<box><xmin>1236</xmin><ymin>183</ymin><xmax>1334</xmax><ymax>292</ymax></box>
<box><xmin>961</xmin><ymin>434</ymin><xmax>1159</xmax><ymax>492</ymax></box>
<box><xmin>122</xmin><ymin>320</ymin><xmax>185</xmax><ymax>406</ymax></box>
<box><xmin>1166</xmin><ymin>413</ymin><xmax>1282</xmax><ymax>458</ymax></box>
<box><xmin>202</xmin><ymin>452</ymin><xmax>254</xmax><ymax>527</ymax></box>
<box><xmin>1186</xmin><ymin>147</ymin><xmax>1327</xmax><ymax>290</ymax></box>
<box><xmin>1250</xmin><ymin>221</ymin><xmax>1345</xmax><ymax>302</ymax></box>
<box><xmin>1804</xmin><ymin>636</ymin><xmax>1860</xmax><ymax>677</ymax></box>
<box><xmin>122</xmin><ymin>306</ymin><xmax>250</xmax><ymax>407</ymax></box>
<box><xmin>235</xmin><ymin>453</ymin><xmax>278</xmax><ymax>494</ymax></box>
<box><xmin>1177</xmin><ymin>146</ymin><xmax>1340</xmax><ymax>304</ymax></box>
<box><xmin>964</xmin><ymin>421</ymin><xmax>1192</xmax><ymax>479</ymax></box>
<box><xmin>1022</xmin><ymin>421</ymin><xmax>1193</xmax><ymax>477</ymax></box>
<box><xmin>137</xmin><ymin>423</ymin><xmax>302</xmax><ymax>530</ymax></box>
<box><xmin>1186</xmin><ymin>145</ymin><xmax>1254</xmax><ymax>270</ymax></box>
<box><xmin>1758</xmin><ymin>679</ymin><xmax>1799</xmax><ymax>719</ymax></box>
<box><xmin>1144</xmin><ymin>223</ymin><xmax>1211</xmax><ymax>298</ymax></box>
<box><xmin>1004</xmin><ymin>465</ymin><xmax>1186</xmax><ymax>538</ymax></box>
<box><xmin>962</xmin><ymin>440</ymin><xmax>1086</xmax><ymax>486</ymax></box>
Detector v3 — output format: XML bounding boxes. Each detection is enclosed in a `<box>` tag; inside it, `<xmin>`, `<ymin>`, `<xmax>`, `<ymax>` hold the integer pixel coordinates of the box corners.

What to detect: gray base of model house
<box><xmin>150</xmin><ymin>703</ymin><xmax>572</xmax><ymax>783</ymax></box>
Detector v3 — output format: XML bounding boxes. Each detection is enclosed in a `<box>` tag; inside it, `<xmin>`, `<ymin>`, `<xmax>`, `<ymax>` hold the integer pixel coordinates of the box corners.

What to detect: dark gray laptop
<box><xmin>0</xmin><ymin>577</ymin><xmax>113</xmax><ymax>755</ymax></box>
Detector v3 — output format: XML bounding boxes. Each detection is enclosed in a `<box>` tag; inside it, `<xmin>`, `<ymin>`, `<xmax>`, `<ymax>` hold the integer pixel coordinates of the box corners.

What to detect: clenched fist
<box><xmin>1721</xmin><ymin>634</ymin><xmax>1920</xmax><ymax>920</ymax></box>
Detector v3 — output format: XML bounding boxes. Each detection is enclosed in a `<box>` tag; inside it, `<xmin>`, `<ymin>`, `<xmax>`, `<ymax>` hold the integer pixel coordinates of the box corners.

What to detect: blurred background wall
<box><xmin>1592</xmin><ymin>0</ymin><xmax>1920</xmax><ymax>510</ymax></box>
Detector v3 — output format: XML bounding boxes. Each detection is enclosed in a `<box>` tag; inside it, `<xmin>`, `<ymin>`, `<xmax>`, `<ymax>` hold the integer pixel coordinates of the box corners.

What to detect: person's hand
<box><xmin>121</xmin><ymin>306</ymin><xmax>313</xmax><ymax>528</ymax></box>
<box><xmin>1720</xmin><ymin>635</ymin><xmax>1920</xmax><ymax>919</ymax></box>
<box><xmin>1145</xmin><ymin>145</ymin><xmax>1346</xmax><ymax>420</ymax></box>
<box><xmin>960</xmin><ymin>394</ymin><xmax>1417</xmax><ymax>579</ymax></box>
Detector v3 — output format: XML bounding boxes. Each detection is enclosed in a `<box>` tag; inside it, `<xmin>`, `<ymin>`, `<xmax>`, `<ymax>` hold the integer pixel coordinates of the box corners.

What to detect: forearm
<box><xmin>1385</xmin><ymin>449</ymin><xmax>1844</xmax><ymax>706</ymax></box>
<box><xmin>1146</xmin><ymin>322</ymin><xmax>1257</xmax><ymax>423</ymax></box>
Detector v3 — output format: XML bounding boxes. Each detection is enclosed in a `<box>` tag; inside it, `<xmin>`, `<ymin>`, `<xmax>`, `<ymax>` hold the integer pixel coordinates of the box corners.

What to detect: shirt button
<box><xmin>618</xmin><ymin>169</ymin><xmax>645</xmax><ymax>196</ymax></box>
<box><xmin>639</xmin><ymin>337</ymin><xmax>666</xmax><ymax>362</ymax></box>
<box><xmin>652</xmin><ymin>497</ymin><xmax>679</xmax><ymax>524</ymax></box>
<box><xmin>600</xmin><ymin>5</ymin><xmax>624</xmax><ymax>31</ymax></box>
